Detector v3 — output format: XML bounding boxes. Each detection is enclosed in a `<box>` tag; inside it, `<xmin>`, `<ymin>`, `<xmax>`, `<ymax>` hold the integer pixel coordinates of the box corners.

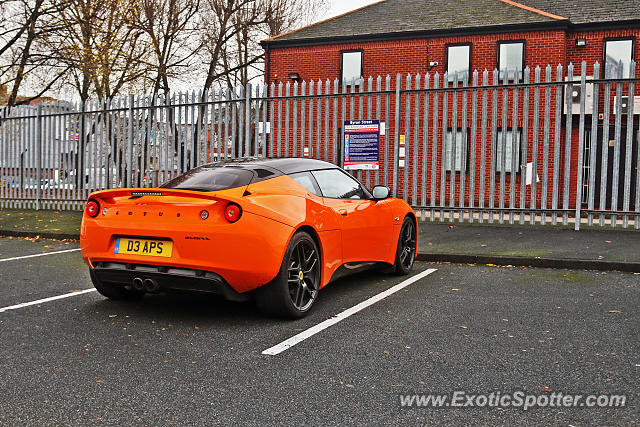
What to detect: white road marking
<box><xmin>0</xmin><ymin>248</ymin><xmax>81</xmax><ymax>263</ymax></box>
<box><xmin>0</xmin><ymin>289</ymin><xmax>97</xmax><ymax>313</ymax></box>
<box><xmin>262</xmin><ymin>268</ymin><xmax>438</xmax><ymax>356</ymax></box>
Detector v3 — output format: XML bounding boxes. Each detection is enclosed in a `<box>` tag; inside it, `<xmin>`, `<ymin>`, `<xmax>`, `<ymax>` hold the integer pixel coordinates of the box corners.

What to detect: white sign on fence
<box><xmin>525</xmin><ymin>162</ymin><xmax>540</xmax><ymax>186</ymax></box>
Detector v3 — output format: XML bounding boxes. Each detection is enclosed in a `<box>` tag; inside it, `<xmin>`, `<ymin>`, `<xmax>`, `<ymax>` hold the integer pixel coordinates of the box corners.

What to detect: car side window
<box><xmin>311</xmin><ymin>169</ymin><xmax>366</xmax><ymax>199</ymax></box>
<box><xmin>290</xmin><ymin>172</ymin><xmax>322</xmax><ymax>196</ymax></box>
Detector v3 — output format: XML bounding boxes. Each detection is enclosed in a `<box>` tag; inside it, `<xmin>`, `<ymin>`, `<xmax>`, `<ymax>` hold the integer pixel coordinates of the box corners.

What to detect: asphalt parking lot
<box><xmin>0</xmin><ymin>236</ymin><xmax>638</xmax><ymax>425</ymax></box>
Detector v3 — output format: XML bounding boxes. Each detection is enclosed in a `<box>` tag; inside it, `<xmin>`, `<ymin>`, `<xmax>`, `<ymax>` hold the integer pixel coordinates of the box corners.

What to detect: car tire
<box><xmin>89</xmin><ymin>269</ymin><xmax>144</xmax><ymax>301</ymax></box>
<box><xmin>254</xmin><ymin>231</ymin><xmax>321</xmax><ymax>319</ymax></box>
<box><xmin>393</xmin><ymin>216</ymin><xmax>417</xmax><ymax>275</ymax></box>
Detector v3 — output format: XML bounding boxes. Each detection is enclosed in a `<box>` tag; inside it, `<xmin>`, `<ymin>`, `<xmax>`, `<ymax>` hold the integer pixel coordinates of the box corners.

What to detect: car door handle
<box><xmin>338</xmin><ymin>209</ymin><xmax>348</xmax><ymax>216</ymax></box>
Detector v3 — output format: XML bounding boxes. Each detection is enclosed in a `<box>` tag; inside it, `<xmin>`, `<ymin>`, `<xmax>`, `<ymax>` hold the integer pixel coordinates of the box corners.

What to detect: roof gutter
<box><xmin>567</xmin><ymin>19</ymin><xmax>640</xmax><ymax>32</ymax></box>
<box><xmin>260</xmin><ymin>20</ymin><xmax>569</xmax><ymax>49</ymax></box>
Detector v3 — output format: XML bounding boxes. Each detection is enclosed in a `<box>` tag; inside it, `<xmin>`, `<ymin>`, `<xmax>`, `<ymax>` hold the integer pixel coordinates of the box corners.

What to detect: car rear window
<box><xmin>161</xmin><ymin>166</ymin><xmax>254</xmax><ymax>191</ymax></box>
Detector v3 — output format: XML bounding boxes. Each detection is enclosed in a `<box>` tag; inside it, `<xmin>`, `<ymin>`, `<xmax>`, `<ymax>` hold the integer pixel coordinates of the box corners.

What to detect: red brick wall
<box><xmin>268</xmin><ymin>30</ymin><xmax>567</xmax><ymax>85</ymax></box>
<box><xmin>567</xmin><ymin>29</ymin><xmax>640</xmax><ymax>74</ymax></box>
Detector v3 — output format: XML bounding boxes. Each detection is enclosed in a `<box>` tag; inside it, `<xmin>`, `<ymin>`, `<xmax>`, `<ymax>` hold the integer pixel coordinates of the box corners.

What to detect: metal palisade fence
<box><xmin>0</xmin><ymin>60</ymin><xmax>639</xmax><ymax>230</ymax></box>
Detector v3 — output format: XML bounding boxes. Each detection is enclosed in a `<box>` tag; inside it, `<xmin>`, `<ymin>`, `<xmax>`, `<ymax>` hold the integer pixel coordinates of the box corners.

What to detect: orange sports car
<box><xmin>80</xmin><ymin>158</ymin><xmax>417</xmax><ymax>318</ymax></box>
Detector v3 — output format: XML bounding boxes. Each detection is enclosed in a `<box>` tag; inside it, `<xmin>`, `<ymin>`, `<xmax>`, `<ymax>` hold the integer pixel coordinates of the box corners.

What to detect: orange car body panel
<box><xmin>81</xmin><ymin>174</ymin><xmax>416</xmax><ymax>294</ymax></box>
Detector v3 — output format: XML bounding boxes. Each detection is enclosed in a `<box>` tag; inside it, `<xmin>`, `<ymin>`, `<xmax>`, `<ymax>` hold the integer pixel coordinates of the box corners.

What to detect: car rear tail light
<box><xmin>86</xmin><ymin>200</ymin><xmax>100</xmax><ymax>217</ymax></box>
<box><xmin>224</xmin><ymin>203</ymin><xmax>242</xmax><ymax>223</ymax></box>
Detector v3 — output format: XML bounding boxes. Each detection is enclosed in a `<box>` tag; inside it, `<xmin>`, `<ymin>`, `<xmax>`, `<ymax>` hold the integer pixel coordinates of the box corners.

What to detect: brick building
<box><xmin>263</xmin><ymin>0</ymin><xmax>639</xmax><ymax>89</ymax></box>
<box><xmin>260</xmin><ymin>0</ymin><xmax>640</xmax><ymax>214</ymax></box>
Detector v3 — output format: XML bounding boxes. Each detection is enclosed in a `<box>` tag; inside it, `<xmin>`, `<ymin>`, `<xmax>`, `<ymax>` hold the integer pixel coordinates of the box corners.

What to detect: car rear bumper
<box><xmin>81</xmin><ymin>211</ymin><xmax>294</xmax><ymax>293</ymax></box>
<box><xmin>92</xmin><ymin>262</ymin><xmax>250</xmax><ymax>302</ymax></box>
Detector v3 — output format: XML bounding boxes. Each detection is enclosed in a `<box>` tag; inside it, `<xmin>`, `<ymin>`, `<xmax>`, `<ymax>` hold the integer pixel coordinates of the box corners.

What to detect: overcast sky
<box><xmin>325</xmin><ymin>0</ymin><xmax>381</xmax><ymax>19</ymax></box>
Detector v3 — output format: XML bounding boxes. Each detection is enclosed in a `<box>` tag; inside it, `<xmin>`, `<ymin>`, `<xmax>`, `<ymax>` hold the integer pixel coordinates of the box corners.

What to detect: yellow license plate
<box><xmin>115</xmin><ymin>238</ymin><xmax>173</xmax><ymax>257</ymax></box>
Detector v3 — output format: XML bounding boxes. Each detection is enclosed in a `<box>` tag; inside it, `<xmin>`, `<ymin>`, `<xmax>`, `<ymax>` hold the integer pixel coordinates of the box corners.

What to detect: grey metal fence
<box><xmin>1</xmin><ymin>60</ymin><xmax>639</xmax><ymax>230</ymax></box>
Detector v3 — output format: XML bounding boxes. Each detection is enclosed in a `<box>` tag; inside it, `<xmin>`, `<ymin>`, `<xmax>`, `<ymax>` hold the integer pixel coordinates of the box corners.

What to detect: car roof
<box><xmin>205</xmin><ymin>157</ymin><xmax>338</xmax><ymax>175</ymax></box>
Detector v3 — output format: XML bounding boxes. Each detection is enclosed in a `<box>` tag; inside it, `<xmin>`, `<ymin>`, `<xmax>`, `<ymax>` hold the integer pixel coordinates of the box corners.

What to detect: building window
<box><xmin>497</xmin><ymin>41</ymin><xmax>525</xmax><ymax>81</ymax></box>
<box><xmin>604</xmin><ymin>38</ymin><xmax>635</xmax><ymax>79</ymax></box>
<box><xmin>494</xmin><ymin>128</ymin><xmax>522</xmax><ymax>173</ymax></box>
<box><xmin>340</xmin><ymin>50</ymin><xmax>363</xmax><ymax>86</ymax></box>
<box><xmin>446</xmin><ymin>43</ymin><xmax>471</xmax><ymax>83</ymax></box>
<box><xmin>444</xmin><ymin>128</ymin><xmax>468</xmax><ymax>172</ymax></box>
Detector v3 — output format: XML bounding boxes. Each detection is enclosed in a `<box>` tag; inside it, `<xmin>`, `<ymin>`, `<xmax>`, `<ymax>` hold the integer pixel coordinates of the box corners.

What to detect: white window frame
<box><xmin>603</xmin><ymin>37</ymin><xmax>635</xmax><ymax>79</ymax></box>
<box><xmin>340</xmin><ymin>50</ymin><xmax>363</xmax><ymax>87</ymax></box>
<box><xmin>446</xmin><ymin>43</ymin><xmax>472</xmax><ymax>83</ymax></box>
<box><xmin>497</xmin><ymin>40</ymin><xmax>525</xmax><ymax>82</ymax></box>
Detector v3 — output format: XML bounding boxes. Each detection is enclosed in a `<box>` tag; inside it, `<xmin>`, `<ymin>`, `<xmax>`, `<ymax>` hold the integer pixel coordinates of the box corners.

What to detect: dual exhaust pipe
<box><xmin>132</xmin><ymin>277</ymin><xmax>159</xmax><ymax>293</ymax></box>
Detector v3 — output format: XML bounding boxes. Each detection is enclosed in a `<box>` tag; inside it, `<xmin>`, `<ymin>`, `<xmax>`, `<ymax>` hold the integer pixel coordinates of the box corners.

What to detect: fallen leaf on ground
<box><xmin>459</xmin><ymin>325</ymin><xmax>468</xmax><ymax>329</ymax></box>
<box><xmin>539</xmin><ymin>386</ymin><xmax>552</xmax><ymax>392</ymax></box>
<box><xmin>608</xmin><ymin>310</ymin><xmax>622</xmax><ymax>314</ymax></box>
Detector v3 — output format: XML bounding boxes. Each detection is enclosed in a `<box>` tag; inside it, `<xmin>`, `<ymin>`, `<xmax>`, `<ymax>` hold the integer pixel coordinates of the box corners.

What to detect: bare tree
<box><xmin>135</xmin><ymin>0</ymin><xmax>201</xmax><ymax>97</ymax></box>
<box><xmin>193</xmin><ymin>0</ymin><xmax>326</xmax><ymax>157</ymax></box>
<box><xmin>263</xmin><ymin>0</ymin><xmax>327</xmax><ymax>39</ymax></box>
<box><xmin>0</xmin><ymin>0</ymin><xmax>70</xmax><ymax>107</ymax></box>
<box><xmin>197</xmin><ymin>0</ymin><xmax>327</xmax><ymax>90</ymax></box>
<box><xmin>0</xmin><ymin>0</ymin><xmax>327</xmax><ymax>103</ymax></box>
<box><xmin>197</xmin><ymin>0</ymin><xmax>254</xmax><ymax>92</ymax></box>
<box><xmin>42</xmin><ymin>0</ymin><xmax>150</xmax><ymax>102</ymax></box>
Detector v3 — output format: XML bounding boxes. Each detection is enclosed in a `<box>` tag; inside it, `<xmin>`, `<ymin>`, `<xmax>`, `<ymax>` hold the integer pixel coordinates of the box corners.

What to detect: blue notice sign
<box><xmin>343</xmin><ymin>120</ymin><xmax>380</xmax><ymax>170</ymax></box>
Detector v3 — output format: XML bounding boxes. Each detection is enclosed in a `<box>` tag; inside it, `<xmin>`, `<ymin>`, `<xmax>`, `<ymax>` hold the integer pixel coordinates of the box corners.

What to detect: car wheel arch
<box><xmin>394</xmin><ymin>210</ymin><xmax>418</xmax><ymax>260</ymax></box>
<box><xmin>293</xmin><ymin>224</ymin><xmax>323</xmax><ymax>280</ymax></box>
<box><xmin>405</xmin><ymin>211</ymin><xmax>417</xmax><ymax>227</ymax></box>
<box><xmin>295</xmin><ymin>225</ymin><xmax>322</xmax><ymax>258</ymax></box>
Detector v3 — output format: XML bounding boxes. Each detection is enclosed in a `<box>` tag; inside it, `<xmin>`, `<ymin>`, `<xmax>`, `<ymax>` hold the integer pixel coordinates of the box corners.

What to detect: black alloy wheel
<box><xmin>287</xmin><ymin>238</ymin><xmax>320</xmax><ymax>311</ymax></box>
<box><xmin>255</xmin><ymin>231</ymin><xmax>321</xmax><ymax>318</ymax></box>
<box><xmin>394</xmin><ymin>216</ymin><xmax>417</xmax><ymax>275</ymax></box>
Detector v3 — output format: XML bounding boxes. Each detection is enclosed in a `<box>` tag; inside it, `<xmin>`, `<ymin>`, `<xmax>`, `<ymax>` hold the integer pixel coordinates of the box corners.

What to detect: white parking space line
<box><xmin>262</xmin><ymin>268</ymin><xmax>438</xmax><ymax>356</ymax></box>
<box><xmin>0</xmin><ymin>289</ymin><xmax>97</xmax><ymax>313</ymax></box>
<box><xmin>0</xmin><ymin>248</ymin><xmax>81</xmax><ymax>263</ymax></box>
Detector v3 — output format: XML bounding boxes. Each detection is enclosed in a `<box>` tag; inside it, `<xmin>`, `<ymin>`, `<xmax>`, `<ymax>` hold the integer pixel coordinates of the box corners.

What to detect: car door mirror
<box><xmin>372</xmin><ymin>185</ymin><xmax>390</xmax><ymax>200</ymax></box>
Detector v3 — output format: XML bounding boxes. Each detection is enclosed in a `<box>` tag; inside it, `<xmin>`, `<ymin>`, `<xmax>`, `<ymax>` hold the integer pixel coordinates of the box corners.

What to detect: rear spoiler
<box><xmin>88</xmin><ymin>188</ymin><xmax>227</xmax><ymax>203</ymax></box>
